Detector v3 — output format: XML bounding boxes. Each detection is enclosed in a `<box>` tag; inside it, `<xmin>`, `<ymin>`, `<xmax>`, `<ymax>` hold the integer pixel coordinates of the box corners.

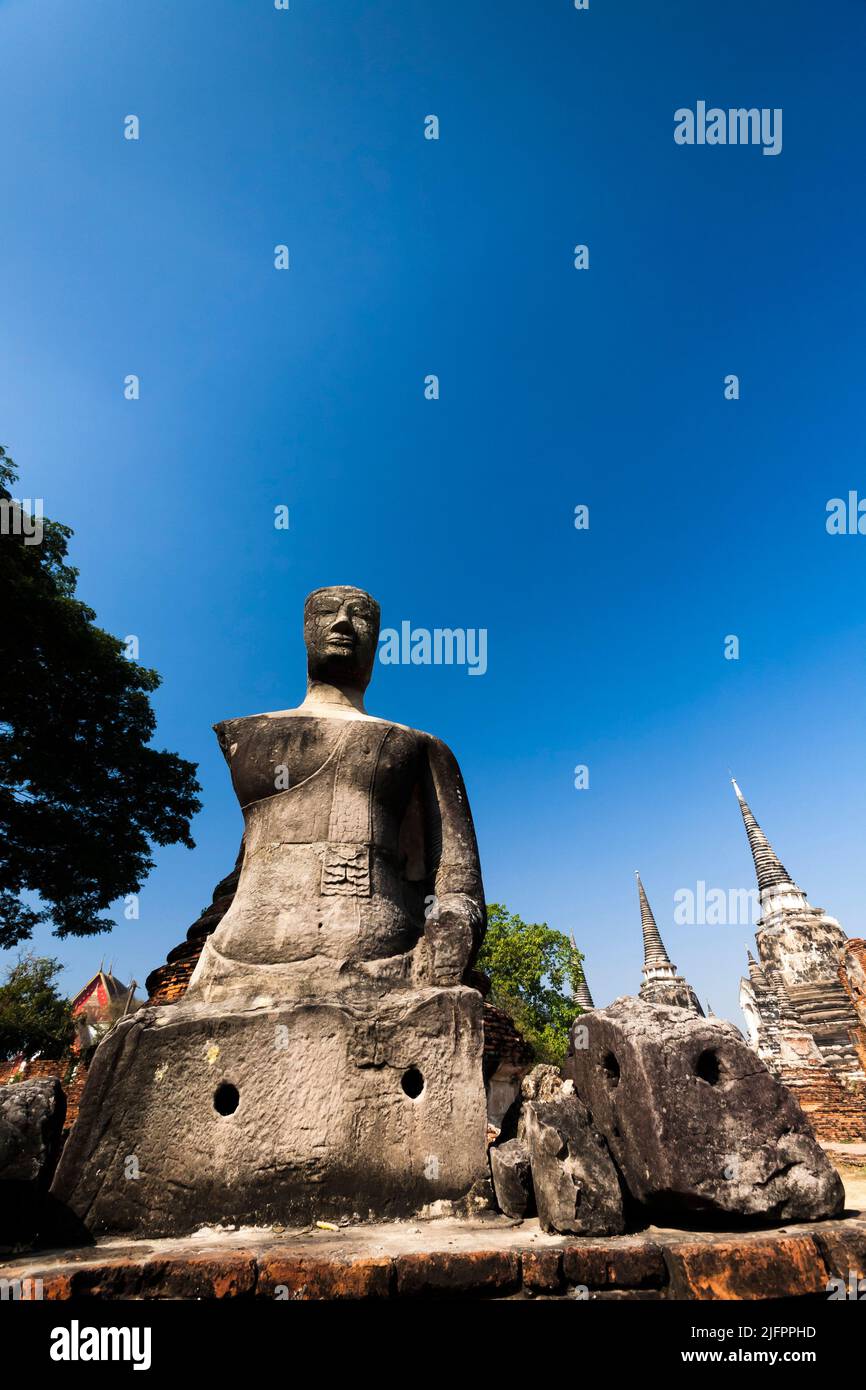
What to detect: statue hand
<box><xmin>416</xmin><ymin>894</ymin><xmax>482</xmax><ymax>987</ymax></box>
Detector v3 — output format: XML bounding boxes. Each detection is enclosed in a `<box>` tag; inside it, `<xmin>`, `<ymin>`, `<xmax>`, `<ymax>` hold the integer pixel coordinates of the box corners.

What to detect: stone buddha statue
<box><xmin>53</xmin><ymin>586</ymin><xmax>491</xmax><ymax>1236</ymax></box>
<box><xmin>187</xmin><ymin>585</ymin><xmax>486</xmax><ymax>1006</ymax></box>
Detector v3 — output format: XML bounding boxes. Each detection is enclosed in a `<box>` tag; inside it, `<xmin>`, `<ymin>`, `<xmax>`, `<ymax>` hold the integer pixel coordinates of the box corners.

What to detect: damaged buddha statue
<box><xmin>188</xmin><ymin>585</ymin><xmax>485</xmax><ymax>1005</ymax></box>
<box><xmin>52</xmin><ymin>587</ymin><xmax>491</xmax><ymax>1237</ymax></box>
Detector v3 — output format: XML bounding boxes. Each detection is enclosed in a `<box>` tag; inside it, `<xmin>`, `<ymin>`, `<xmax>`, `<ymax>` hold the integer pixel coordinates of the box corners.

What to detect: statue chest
<box><xmin>224</xmin><ymin>717</ymin><xmax>421</xmax><ymax>839</ymax></box>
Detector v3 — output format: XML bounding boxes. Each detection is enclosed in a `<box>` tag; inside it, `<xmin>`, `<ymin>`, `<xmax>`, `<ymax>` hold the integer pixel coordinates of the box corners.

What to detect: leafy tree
<box><xmin>0</xmin><ymin>445</ymin><xmax>201</xmax><ymax>945</ymax></box>
<box><xmin>477</xmin><ymin>903</ymin><xmax>586</xmax><ymax>1066</ymax></box>
<box><xmin>0</xmin><ymin>955</ymin><xmax>73</xmax><ymax>1060</ymax></box>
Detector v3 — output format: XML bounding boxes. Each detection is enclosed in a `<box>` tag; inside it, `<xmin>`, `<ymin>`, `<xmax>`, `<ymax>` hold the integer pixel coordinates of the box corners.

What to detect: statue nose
<box><xmin>331</xmin><ymin>615</ymin><xmax>354</xmax><ymax>635</ymax></box>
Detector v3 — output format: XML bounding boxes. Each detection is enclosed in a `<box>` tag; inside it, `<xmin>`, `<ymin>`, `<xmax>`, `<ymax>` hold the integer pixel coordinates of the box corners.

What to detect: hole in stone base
<box><xmin>214</xmin><ymin>1082</ymin><xmax>240</xmax><ymax>1115</ymax></box>
<box><xmin>601</xmin><ymin>1052</ymin><xmax>620</xmax><ymax>1088</ymax></box>
<box><xmin>401</xmin><ymin>1066</ymin><xmax>425</xmax><ymax>1099</ymax></box>
<box><xmin>695</xmin><ymin>1049</ymin><xmax>721</xmax><ymax>1086</ymax></box>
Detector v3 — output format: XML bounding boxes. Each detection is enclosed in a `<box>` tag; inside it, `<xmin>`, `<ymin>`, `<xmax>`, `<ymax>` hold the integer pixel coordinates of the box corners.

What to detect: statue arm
<box><xmin>415</xmin><ymin>734</ymin><xmax>486</xmax><ymax>987</ymax></box>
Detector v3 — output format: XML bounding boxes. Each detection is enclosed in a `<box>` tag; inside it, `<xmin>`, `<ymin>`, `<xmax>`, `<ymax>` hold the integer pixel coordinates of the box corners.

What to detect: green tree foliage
<box><xmin>476</xmin><ymin>903</ymin><xmax>587</xmax><ymax>1066</ymax></box>
<box><xmin>0</xmin><ymin>445</ymin><xmax>201</xmax><ymax>945</ymax></box>
<box><xmin>0</xmin><ymin>955</ymin><xmax>73</xmax><ymax>1060</ymax></box>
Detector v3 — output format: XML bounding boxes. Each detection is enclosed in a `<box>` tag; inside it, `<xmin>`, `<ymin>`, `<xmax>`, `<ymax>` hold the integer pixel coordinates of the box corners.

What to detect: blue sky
<box><xmin>2</xmin><ymin>0</ymin><xmax>865</xmax><ymax>1024</ymax></box>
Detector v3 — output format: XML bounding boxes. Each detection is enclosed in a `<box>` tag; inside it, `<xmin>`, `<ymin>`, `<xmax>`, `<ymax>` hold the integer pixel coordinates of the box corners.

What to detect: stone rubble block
<box><xmin>0</xmin><ymin>1077</ymin><xmax>67</xmax><ymax>1249</ymax></box>
<box><xmin>563</xmin><ymin>995</ymin><xmax>845</xmax><ymax>1223</ymax></box>
<box><xmin>0</xmin><ymin>1077</ymin><xmax>66</xmax><ymax>1186</ymax></box>
<box><xmin>489</xmin><ymin>1139</ymin><xmax>533</xmax><ymax>1219</ymax></box>
<box><xmin>522</xmin><ymin>1094</ymin><xmax>625</xmax><ymax>1236</ymax></box>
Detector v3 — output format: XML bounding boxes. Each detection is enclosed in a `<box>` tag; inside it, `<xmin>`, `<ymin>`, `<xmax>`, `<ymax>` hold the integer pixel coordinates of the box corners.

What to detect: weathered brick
<box><xmin>813</xmin><ymin>1224</ymin><xmax>866</xmax><ymax>1283</ymax></box>
<box><xmin>36</xmin><ymin>1259</ymin><xmax>147</xmax><ymax>1299</ymax></box>
<box><xmin>521</xmin><ymin>1248</ymin><xmax>562</xmax><ymax>1294</ymax></box>
<box><xmin>395</xmin><ymin>1249</ymin><xmax>520</xmax><ymax>1297</ymax></box>
<box><xmin>257</xmin><ymin>1254</ymin><xmax>392</xmax><ymax>1300</ymax></box>
<box><xmin>140</xmin><ymin>1252</ymin><xmax>257</xmax><ymax>1299</ymax></box>
<box><xmin>561</xmin><ymin>1240</ymin><xmax>667</xmax><ymax>1290</ymax></box>
<box><xmin>664</xmin><ymin>1234</ymin><xmax>829</xmax><ymax>1300</ymax></box>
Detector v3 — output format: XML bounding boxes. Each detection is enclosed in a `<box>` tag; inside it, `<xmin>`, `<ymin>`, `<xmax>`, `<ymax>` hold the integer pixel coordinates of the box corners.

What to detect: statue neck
<box><xmin>299</xmin><ymin>679</ymin><xmax>369</xmax><ymax>716</ymax></box>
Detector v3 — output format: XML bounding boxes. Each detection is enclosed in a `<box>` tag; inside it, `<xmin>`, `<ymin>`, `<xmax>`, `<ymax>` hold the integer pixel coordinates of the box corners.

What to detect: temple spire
<box><xmin>731</xmin><ymin>779</ymin><xmax>799</xmax><ymax>894</ymax></box>
<box><xmin>570</xmin><ymin>933</ymin><xmax>595</xmax><ymax>1008</ymax></box>
<box><xmin>574</xmin><ymin>974</ymin><xmax>595</xmax><ymax>1009</ymax></box>
<box><xmin>636</xmin><ymin>871</ymin><xmax>674</xmax><ymax>974</ymax></box>
<box><xmin>635</xmin><ymin>872</ymin><xmax>703</xmax><ymax>1015</ymax></box>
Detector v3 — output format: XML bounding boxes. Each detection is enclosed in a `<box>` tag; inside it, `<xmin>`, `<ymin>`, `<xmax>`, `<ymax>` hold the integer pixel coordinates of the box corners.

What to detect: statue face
<box><xmin>304</xmin><ymin>586</ymin><xmax>380</xmax><ymax>690</ymax></box>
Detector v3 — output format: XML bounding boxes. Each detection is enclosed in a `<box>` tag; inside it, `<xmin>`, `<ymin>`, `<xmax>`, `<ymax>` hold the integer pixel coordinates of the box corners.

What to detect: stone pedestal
<box><xmin>51</xmin><ymin>986</ymin><xmax>489</xmax><ymax>1238</ymax></box>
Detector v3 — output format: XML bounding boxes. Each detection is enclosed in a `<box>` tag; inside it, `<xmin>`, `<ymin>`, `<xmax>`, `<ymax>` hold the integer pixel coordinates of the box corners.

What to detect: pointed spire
<box><xmin>574</xmin><ymin>974</ymin><xmax>595</xmax><ymax>1010</ymax></box>
<box><xmin>569</xmin><ymin>933</ymin><xmax>594</xmax><ymax>1008</ymax></box>
<box><xmin>731</xmin><ymin>779</ymin><xmax>798</xmax><ymax>893</ymax></box>
<box><xmin>636</xmin><ymin>871</ymin><xmax>674</xmax><ymax>972</ymax></box>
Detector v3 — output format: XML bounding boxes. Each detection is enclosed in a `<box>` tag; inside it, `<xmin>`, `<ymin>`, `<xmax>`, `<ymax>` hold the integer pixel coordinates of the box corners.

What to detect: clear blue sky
<box><xmin>2</xmin><ymin>0</ymin><xmax>865</xmax><ymax>1025</ymax></box>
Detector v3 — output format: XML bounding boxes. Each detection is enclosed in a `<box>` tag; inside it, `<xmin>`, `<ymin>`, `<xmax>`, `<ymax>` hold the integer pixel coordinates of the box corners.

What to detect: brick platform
<box><xmin>3</xmin><ymin>1209</ymin><xmax>865</xmax><ymax>1300</ymax></box>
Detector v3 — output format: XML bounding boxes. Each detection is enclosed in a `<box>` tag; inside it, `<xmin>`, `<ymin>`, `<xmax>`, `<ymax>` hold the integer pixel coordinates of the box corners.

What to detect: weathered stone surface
<box><xmin>489</xmin><ymin>1139</ymin><xmax>532</xmax><ymax>1219</ymax></box>
<box><xmin>0</xmin><ymin>1078</ymin><xmax>66</xmax><ymax>1186</ymax></box>
<box><xmin>51</xmin><ymin>987</ymin><xmax>488</xmax><ymax>1237</ymax></box>
<box><xmin>522</xmin><ymin>1095</ymin><xmax>625</xmax><ymax>1236</ymax></box>
<box><xmin>521</xmin><ymin>1063</ymin><xmax>565</xmax><ymax>1106</ymax></box>
<box><xmin>0</xmin><ymin>1078</ymin><xmax>66</xmax><ymax>1248</ymax></box>
<box><xmin>498</xmin><ymin>1062</ymin><xmax>567</xmax><ymax>1143</ymax></box>
<box><xmin>563</xmin><ymin>995</ymin><xmax>845</xmax><ymax>1223</ymax></box>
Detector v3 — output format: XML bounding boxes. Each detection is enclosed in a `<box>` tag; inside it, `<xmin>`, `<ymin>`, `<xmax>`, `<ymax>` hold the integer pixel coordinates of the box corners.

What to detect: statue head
<box><xmin>304</xmin><ymin>586</ymin><xmax>381</xmax><ymax>693</ymax></box>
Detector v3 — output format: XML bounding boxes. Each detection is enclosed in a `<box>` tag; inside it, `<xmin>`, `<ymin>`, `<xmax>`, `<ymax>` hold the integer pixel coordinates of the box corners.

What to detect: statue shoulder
<box><xmin>413</xmin><ymin>728</ymin><xmax>463</xmax><ymax>771</ymax></box>
<box><xmin>212</xmin><ymin>712</ymin><xmax>272</xmax><ymax>760</ymax></box>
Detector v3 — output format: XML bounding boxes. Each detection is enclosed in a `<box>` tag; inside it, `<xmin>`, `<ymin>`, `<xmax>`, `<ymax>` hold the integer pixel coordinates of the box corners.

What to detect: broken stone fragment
<box><xmin>0</xmin><ymin>1078</ymin><xmax>67</xmax><ymax>1249</ymax></box>
<box><xmin>521</xmin><ymin>1063</ymin><xmax>565</xmax><ymax>1106</ymax></box>
<box><xmin>498</xmin><ymin>1062</ymin><xmax>569</xmax><ymax>1143</ymax></box>
<box><xmin>522</xmin><ymin>1094</ymin><xmax>625</xmax><ymax>1236</ymax></box>
<box><xmin>563</xmin><ymin>995</ymin><xmax>845</xmax><ymax>1224</ymax></box>
<box><xmin>0</xmin><ymin>1078</ymin><xmax>66</xmax><ymax>1188</ymax></box>
<box><xmin>489</xmin><ymin>1139</ymin><xmax>533</xmax><ymax>1219</ymax></box>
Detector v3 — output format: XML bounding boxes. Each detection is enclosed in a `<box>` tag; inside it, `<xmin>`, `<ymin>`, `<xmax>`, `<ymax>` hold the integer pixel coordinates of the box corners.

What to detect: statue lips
<box><xmin>324</xmin><ymin>639</ymin><xmax>356</xmax><ymax>665</ymax></box>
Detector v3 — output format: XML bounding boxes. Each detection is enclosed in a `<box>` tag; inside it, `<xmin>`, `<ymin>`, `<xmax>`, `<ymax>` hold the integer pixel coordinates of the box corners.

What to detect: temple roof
<box><xmin>70</xmin><ymin>969</ymin><xmax>136</xmax><ymax>1014</ymax></box>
